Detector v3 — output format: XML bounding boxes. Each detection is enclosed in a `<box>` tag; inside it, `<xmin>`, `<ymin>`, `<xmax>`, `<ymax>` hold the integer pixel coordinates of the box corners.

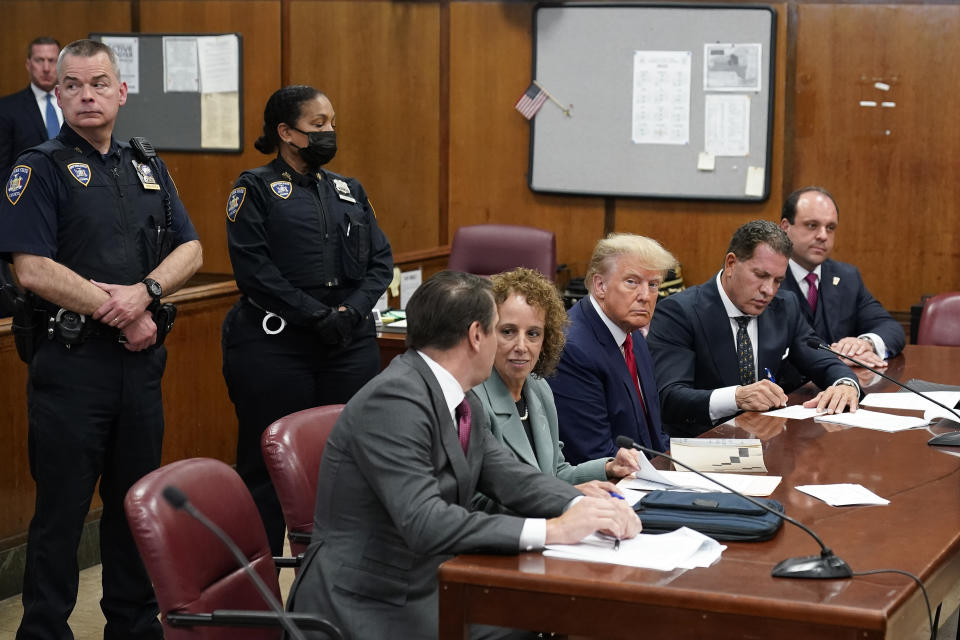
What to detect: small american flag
<box><xmin>514</xmin><ymin>82</ymin><xmax>548</xmax><ymax>119</ymax></box>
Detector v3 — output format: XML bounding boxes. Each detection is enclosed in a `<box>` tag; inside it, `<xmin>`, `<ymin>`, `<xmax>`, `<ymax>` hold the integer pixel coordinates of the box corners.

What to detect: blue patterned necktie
<box><xmin>45</xmin><ymin>93</ymin><xmax>59</xmax><ymax>139</ymax></box>
<box><xmin>736</xmin><ymin>316</ymin><xmax>755</xmax><ymax>386</ymax></box>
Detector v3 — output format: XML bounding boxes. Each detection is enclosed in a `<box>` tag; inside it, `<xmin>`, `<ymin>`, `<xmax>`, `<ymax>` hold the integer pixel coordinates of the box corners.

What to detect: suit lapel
<box><xmin>696</xmin><ymin>279</ymin><xmax>739</xmax><ymax>383</ymax></box>
<box><xmin>580</xmin><ymin>300</ymin><xmax>646</xmax><ymax>431</ymax></box>
<box><xmin>817</xmin><ymin>260</ymin><xmax>836</xmax><ymax>341</ymax></box>
<box><xmin>487</xmin><ymin>371</ymin><xmax>539</xmax><ymax>469</ymax></box>
<box><xmin>756</xmin><ymin>296</ymin><xmax>788</xmax><ymax>374</ymax></box>
<box><xmin>21</xmin><ymin>87</ymin><xmax>47</xmax><ymax>141</ymax></box>
<box><xmin>405</xmin><ymin>351</ymin><xmax>474</xmax><ymax>505</ymax></box>
<box><xmin>525</xmin><ymin>383</ymin><xmax>555</xmax><ymax>474</ymax></box>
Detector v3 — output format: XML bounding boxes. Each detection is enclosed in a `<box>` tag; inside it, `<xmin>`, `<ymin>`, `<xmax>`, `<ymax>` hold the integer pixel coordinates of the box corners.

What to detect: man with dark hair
<box><xmin>779</xmin><ymin>186</ymin><xmax>904</xmax><ymax>369</ymax></box>
<box><xmin>0</xmin><ymin>36</ymin><xmax>62</xmax><ymax>179</ymax></box>
<box><xmin>647</xmin><ymin>220</ymin><xmax>859</xmax><ymax>437</ymax></box>
<box><xmin>0</xmin><ymin>39</ymin><xmax>202</xmax><ymax>639</ymax></box>
<box><xmin>289</xmin><ymin>270</ymin><xmax>640</xmax><ymax>639</ymax></box>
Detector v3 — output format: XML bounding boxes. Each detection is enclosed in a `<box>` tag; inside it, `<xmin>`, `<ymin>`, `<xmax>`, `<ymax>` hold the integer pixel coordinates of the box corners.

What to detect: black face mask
<box><xmin>290</xmin><ymin>128</ymin><xmax>337</xmax><ymax>168</ymax></box>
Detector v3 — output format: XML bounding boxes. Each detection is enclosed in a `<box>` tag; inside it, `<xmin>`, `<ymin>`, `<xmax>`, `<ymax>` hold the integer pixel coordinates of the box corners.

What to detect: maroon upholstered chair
<box><xmin>447</xmin><ymin>224</ymin><xmax>557</xmax><ymax>282</ymax></box>
<box><xmin>262</xmin><ymin>405</ymin><xmax>344</xmax><ymax>558</ymax></box>
<box><xmin>124</xmin><ymin>457</ymin><xmax>341</xmax><ymax>639</ymax></box>
<box><xmin>917</xmin><ymin>292</ymin><xmax>960</xmax><ymax>346</ymax></box>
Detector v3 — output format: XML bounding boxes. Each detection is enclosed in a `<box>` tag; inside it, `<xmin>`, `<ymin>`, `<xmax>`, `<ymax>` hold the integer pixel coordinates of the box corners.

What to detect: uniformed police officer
<box><xmin>0</xmin><ymin>40</ymin><xmax>202</xmax><ymax>639</ymax></box>
<box><xmin>222</xmin><ymin>85</ymin><xmax>392</xmax><ymax>555</ymax></box>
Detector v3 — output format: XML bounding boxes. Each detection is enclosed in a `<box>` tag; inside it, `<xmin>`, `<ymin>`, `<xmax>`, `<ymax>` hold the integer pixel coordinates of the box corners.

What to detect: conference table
<box><xmin>438</xmin><ymin>345</ymin><xmax>960</xmax><ymax>639</ymax></box>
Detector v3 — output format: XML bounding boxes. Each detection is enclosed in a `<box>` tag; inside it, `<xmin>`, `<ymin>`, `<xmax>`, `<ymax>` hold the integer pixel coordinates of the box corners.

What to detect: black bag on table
<box><xmin>634</xmin><ymin>490</ymin><xmax>784</xmax><ymax>542</ymax></box>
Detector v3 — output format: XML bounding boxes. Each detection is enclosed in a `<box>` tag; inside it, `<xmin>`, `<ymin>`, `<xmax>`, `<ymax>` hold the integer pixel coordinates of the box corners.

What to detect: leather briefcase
<box><xmin>634</xmin><ymin>490</ymin><xmax>784</xmax><ymax>542</ymax></box>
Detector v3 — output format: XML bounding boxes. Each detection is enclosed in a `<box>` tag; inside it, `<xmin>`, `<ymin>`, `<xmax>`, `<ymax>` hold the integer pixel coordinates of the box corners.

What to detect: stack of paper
<box><xmin>670</xmin><ymin>438</ymin><xmax>767</xmax><ymax>473</ymax></box>
<box><xmin>795</xmin><ymin>484</ymin><xmax>889</xmax><ymax>506</ymax></box>
<box><xmin>618</xmin><ymin>449</ymin><xmax>780</xmax><ymax>497</ymax></box>
<box><xmin>814</xmin><ymin>409</ymin><xmax>928</xmax><ymax>432</ymax></box>
<box><xmin>544</xmin><ymin>527</ymin><xmax>725</xmax><ymax>570</ymax></box>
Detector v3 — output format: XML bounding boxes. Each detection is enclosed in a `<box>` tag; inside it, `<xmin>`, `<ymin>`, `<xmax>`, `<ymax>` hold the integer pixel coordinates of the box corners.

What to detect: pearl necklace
<box><xmin>515</xmin><ymin>397</ymin><xmax>529</xmax><ymax>421</ymax></box>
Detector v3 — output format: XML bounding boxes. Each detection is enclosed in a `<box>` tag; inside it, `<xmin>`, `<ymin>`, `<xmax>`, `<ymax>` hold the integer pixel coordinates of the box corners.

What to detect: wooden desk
<box><xmin>438</xmin><ymin>345</ymin><xmax>960</xmax><ymax>639</ymax></box>
<box><xmin>376</xmin><ymin>329</ymin><xmax>406</xmax><ymax>370</ymax></box>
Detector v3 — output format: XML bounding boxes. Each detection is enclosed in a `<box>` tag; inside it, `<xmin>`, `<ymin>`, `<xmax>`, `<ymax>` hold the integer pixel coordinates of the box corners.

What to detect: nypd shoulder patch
<box><xmin>5</xmin><ymin>165</ymin><xmax>31</xmax><ymax>205</ymax></box>
<box><xmin>270</xmin><ymin>180</ymin><xmax>292</xmax><ymax>199</ymax></box>
<box><xmin>67</xmin><ymin>162</ymin><xmax>91</xmax><ymax>187</ymax></box>
<box><xmin>226</xmin><ymin>187</ymin><xmax>246</xmax><ymax>222</ymax></box>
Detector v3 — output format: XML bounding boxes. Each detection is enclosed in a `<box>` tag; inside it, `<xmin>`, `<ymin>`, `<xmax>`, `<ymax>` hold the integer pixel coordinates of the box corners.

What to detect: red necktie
<box><xmin>623</xmin><ymin>333</ymin><xmax>647</xmax><ymax>417</ymax></box>
<box><xmin>456</xmin><ymin>398</ymin><xmax>471</xmax><ymax>454</ymax></box>
<box><xmin>804</xmin><ymin>272</ymin><xmax>819</xmax><ymax>313</ymax></box>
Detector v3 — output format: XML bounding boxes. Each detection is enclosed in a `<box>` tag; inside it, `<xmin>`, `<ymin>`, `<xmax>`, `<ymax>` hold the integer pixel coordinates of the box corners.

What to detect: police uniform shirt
<box><xmin>0</xmin><ymin>124</ymin><xmax>198</xmax><ymax>284</ymax></box>
<box><xmin>225</xmin><ymin>156</ymin><xmax>392</xmax><ymax>327</ymax></box>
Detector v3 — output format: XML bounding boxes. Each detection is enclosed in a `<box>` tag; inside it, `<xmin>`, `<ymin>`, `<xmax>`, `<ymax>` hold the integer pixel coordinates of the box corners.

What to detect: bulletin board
<box><xmin>529</xmin><ymin>3</ymin><xmax>776</xmax><ymax>201</ymax></box>
<box><xmin>90</xmin><ymin>32</ymin><xmax>243</xmax><ymax>152</ymax></box>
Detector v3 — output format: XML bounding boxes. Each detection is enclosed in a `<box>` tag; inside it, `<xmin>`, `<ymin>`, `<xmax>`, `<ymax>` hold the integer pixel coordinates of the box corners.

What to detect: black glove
<box><xmin>314</xmin><ymin>308</ymin><xmax>355</xmax><ymax>348</ymax></box>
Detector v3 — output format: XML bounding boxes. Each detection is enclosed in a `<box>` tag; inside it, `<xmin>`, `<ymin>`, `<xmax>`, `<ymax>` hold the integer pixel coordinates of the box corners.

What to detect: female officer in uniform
<box><xmin>222</xmin><ymin>85</ymin><xmax>392</xmax><ymax>554</ymax></box>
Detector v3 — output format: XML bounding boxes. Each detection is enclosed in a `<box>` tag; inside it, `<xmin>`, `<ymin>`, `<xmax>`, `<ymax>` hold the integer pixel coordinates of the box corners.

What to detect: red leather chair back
<box><xmin>917</xmin><ymin>292</ymin><xmax>960</xmax><ymax>346</ymax></box>
<box><xmin>262</xmin><ymin>405</ymin><xmax>344</xmax><ymax>557</ymax></box>
<box><xmin>124</xmin><ymin>458</ymin><xmax>282</xmax><ymax>640</ymax></box>
<box><xmin>447</xmin><ymin>224</ymin><xmax>557</xmax><ymax>281</ymax></box>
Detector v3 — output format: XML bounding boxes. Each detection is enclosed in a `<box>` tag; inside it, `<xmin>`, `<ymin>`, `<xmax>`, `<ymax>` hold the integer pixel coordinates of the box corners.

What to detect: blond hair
<box><xmin>585</xmin><ymin>233</ymin><xmax>677</xmax><ymax>294</ymax></box>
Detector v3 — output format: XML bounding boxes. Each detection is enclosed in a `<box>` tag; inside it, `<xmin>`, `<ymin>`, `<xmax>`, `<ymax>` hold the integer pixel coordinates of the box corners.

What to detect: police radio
<box><xmin>129</xmin><ymin>137</ymin><xmax>173</xmax><ymax>255</ymax></box>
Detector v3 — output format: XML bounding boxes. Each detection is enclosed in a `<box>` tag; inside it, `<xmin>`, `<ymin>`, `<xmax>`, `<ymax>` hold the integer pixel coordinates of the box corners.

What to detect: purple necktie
<box><xmin>456</xmin><ymin>398</ymin><xmax>471</xmax><ymax>454</ymax></box>
<box><xmin>804</xmin><ymin>272</ymin><xmax>819</xmax><ymax>313</ymax></box>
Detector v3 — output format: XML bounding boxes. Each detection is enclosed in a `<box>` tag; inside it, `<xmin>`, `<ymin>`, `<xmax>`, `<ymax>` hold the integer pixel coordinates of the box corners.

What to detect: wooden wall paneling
<box><xmin>138</xmin><ymin>0</ymin><xmax>283</xmax><ymax>275</ymax></box>
<box><xmin>159</xmin><ymin>283</ymin><xmax>241</xmax><ymax>463</ymax></box>
<box><xmin>289</xmin><ymin>0</ymin><xmax>441</xmax><ymax>257</ymax></box>
<box><xmin>793</xmin><ymin>4</ymin><xmax>960</xmax><ymax>311</ymax></box>
<box><xmin>0</xmin><ymin>1</ymin><xmax>132</xmax><ymax>98</ymax></box>
<box><xmin>616</xmin><ymin>3</ymin><xmax>789</xmax><ymax>290</ymax></box>
<box><xmin>448</xmin><ymin>2</ymin><xmax>606</xmax><ymax>279</ymax></box>
<box><xmin>0</xmin><ymin>326</ymin><xmax>32</xmax><ymax>542</ymax></box>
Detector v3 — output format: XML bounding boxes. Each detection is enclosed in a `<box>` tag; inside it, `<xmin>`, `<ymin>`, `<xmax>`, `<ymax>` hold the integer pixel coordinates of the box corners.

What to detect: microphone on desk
<box><xmin>615</xmin><ymin>435</ymin><xmax>853</xmax><ymax>579</ymax></box>
<box><xmin>804</xmin><ymin>338</ymin><xmax>960</xmax><ymax>446</ymax></box>
<box><xmin>162</xmin><ymin>485</ymin><xmax>309</xmax><ymax>640</ymax></box>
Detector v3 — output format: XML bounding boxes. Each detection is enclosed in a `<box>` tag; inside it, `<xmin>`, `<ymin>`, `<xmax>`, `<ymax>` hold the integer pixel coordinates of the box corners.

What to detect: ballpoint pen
<box><xmin>764</xmin><ymin>367</ymin><xmax>776</xmax><ymax>383</ymax></box>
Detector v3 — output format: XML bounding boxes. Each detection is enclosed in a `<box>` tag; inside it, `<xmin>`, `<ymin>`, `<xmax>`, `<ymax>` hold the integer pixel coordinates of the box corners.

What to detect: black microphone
<box><xmin>805</xmin><ymin>338</ymin><xmax>960</xmax><ymax>446</ymax></box>
<box><xmin>615</xmin><ymin>435</ymin><xmax>852</xmax><ymax>579</ymax></box>
<box><xmin>162</xmin><ymin>485</ymin><xmax>308</xmax><ymax>640</ymax></box>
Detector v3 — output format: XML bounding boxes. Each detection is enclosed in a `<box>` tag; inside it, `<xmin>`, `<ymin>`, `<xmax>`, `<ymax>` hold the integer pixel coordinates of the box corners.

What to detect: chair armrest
<box><xmin>273</xmin><ymin>553</ymin><xmax>305</xmax><ymax>569</ymax></box>
<box><xmin>168</xmin><ymin>610</ymin><xmax>342</xmax><ymax>638</ymax></box>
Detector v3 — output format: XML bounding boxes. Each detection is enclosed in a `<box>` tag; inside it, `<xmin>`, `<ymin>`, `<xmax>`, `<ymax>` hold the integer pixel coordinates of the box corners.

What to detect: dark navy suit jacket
<box><xmin>781</xmin><ymin>259</ymin><xmax>904</xmax><ymax>357</ymax></box>
<box><xmin>548</xmin><ymin>297</ymin><xmax>668</xmax><ymax>464</ymax></box>
<box><xmin>646</xmin><ymin>276</ymin><xmax>856</xmax><ymax>437</ymax></box>
<box><xmin>0</xmin><ymin>86</ymin><xmax>48</xmax><ymax>181</ymax></box>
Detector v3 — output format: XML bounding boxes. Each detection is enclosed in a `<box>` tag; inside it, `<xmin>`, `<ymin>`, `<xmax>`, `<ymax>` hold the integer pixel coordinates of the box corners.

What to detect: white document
<box><xmin>163</xmin><ymin>36</ymin><xmax>199</xmax><ymax>93</ymax></box>
<box><xmin>101</xmin><ymin>36</ymin><xmax>140</xmax><ymax>94</ymax></box>
<box><xmin>399</xmin><ymin>268</ymin><xmax>422</xmax><ymax>310</ymax></box>
<box><xmin>200</xmin><ymin>92</ymin><xmax>239</xmax><ymax>148</ymax></box>
<box><xmin>670</xmin><ymin>438</ymin><xmax>766</xmax><ymax>473</ymax></box>
<box><xmin>814</xmin><ymin>409</ymin><xmax>928</xmax><ymax>433</ymax></box>
<box><xmin>744</xmin><ymin>166</ymin><xmax>765</xmax><ymax>197</ymax></box>
<box><xmin>703</xmin><ymin>43</ymin><xmax>762</xmax><ymax>92</ymax></box>
<box><xmin>197</xmin><ymin>35</ymin><xmax>239</xmax><ymax>93</ymax></box>
<box><xmin>795</xmin><ymin>484</ymin><xmax>889</xmax><ymax>507</ymax></box>
<box><xmin>763</xmin><ymin>405</ymin><xmax>821</xmax><ymax>419</ymax></box>
<box><xmin>620</xmin><ymin>471</ymin><xmax>781</xmax><ymax>497</ymax></box>
<box><xmin>544</xmin><ymin>527</ymin><xmax>725</xmax><ymax>571</ymax></box>
<box><xmin>861</xmin><ymin>391</ymin><xmax>960</xmax><ymax>413</ymax></box>
<box><xmin>704</xmin><ymin>94</ymin><xmax>750</xmax><ymax>156</ymax></box>
<box><xmin>631</xmin><ymin>50</ymin><xmax>691</xmax><ymax>145</ymax></box>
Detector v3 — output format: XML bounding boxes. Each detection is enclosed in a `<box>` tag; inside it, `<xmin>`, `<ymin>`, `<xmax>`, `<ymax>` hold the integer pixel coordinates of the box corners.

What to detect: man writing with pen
<box><xmin>646</xmin><ymin>220</ymin><xmax>860</xmax><ymax>438</ymax></box>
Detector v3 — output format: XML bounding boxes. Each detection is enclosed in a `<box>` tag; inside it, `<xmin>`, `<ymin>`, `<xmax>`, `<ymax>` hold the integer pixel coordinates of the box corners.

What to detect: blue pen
<box><xmin>764</xmin><ymin>367</ymin><xmax>776</xmax><ymax>383</ymax></box>
<box><xmin>608</xmin><ymin>491</ymin><xmax>625</xmax><ymax>500</ymax></box>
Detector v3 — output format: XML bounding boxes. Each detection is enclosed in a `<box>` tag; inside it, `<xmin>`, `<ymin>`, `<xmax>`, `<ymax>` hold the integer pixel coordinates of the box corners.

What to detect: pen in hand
<box><xmin>764</xmin><ymin>367</ymin><xmax>776</xmax><ymax>383</ymax></box>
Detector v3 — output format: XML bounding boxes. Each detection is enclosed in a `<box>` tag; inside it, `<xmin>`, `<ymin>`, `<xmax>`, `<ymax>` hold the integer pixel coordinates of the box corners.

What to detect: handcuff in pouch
<box><xmin>50</xmin><ymin>308</ymin><xmax>85</xmax><ymax>347</ymax></box>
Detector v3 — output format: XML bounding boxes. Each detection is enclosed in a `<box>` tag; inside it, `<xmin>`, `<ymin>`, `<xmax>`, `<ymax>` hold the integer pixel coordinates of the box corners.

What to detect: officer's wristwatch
<box><xmin>143</xmin><ymin>278</ymin><xmax>163</xmax><ymax>313</ymax></box>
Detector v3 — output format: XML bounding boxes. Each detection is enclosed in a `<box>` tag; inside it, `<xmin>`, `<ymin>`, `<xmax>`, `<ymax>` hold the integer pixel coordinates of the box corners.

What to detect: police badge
<box><xmin>132</xmin><ymin>160</ymin><xmax>160</xmax><ymax>190</ymax></box>
<box><xmin>67</xmin><ymin>163</ymin><xmax>91</xmax><ymax>187</ymax></box>
<box><xmin>332</xmin><ymin>178</ymin><xmax>356</xmax><ymax>203</ymax></box>
<box><xmin>270</xmin><ymin>181</ymin><xmax>292</xmax><ymax>199</ymax></box>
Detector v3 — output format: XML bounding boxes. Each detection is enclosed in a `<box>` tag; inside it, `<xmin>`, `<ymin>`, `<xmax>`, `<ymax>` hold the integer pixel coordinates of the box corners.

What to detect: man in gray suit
<box><xmin>289</xmin><ymin>270</ymin><xmax>640</xmax><ymax>639</ymax></box>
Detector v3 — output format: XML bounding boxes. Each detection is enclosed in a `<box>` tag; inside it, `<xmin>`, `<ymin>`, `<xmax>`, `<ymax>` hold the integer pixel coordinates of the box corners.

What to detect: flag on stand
<box><xmin>514</xmin><ymin>82</ymin><xmax>548</xmax><ymax>119</ymax></box>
